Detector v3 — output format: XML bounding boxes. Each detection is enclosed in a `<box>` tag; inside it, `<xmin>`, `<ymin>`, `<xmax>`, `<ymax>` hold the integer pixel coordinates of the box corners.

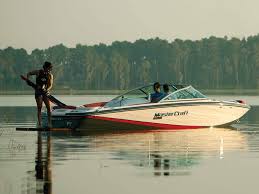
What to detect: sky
<box><xmin>1</xmin><ymin>0</ymin><xmax>259</xmax><ymax>52</ymax></box>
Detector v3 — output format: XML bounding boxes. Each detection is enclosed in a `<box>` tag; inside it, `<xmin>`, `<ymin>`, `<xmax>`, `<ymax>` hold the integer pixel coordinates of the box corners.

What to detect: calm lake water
<box><xmin>0</xmin><ymin>95</ymin><xmax>259</xmax><ymax>194</ymax></box>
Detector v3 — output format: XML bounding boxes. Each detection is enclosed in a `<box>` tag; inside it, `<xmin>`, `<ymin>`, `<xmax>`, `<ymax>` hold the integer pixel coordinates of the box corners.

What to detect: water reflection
<box><xmin>90</xmin><ymin>128</ymin><xmax>246</xmax><ymax>176</ymax></box>
<box><xmin>36</xmin><ymin>133</ymin><xmax>52</xmax><ymax>194</ymax></box>
<box><xmin>34</xmin><ymin>127</ymin><xmax>245</xmax><ymax>179</ymax></box>
<box><xmin>23</xmin><ymin>126</ymin><xmax>248</xmax><ymax>194</ymax></box>
<box><xmin>26</xmin><ymin>132</ymin><xmax>52</xmax><ymax>194</ymax></box>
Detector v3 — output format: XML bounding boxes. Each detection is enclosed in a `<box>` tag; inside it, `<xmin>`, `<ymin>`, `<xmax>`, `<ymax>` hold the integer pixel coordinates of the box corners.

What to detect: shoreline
<box><xmin>0</xmin><ymin>89</ymin><xmax>258</xmax><ymax>95</ymax></box>
<box><xmin>0</xmin><ymin>90</ymin><xmax>124</xmax><ymax>95</ymax></box>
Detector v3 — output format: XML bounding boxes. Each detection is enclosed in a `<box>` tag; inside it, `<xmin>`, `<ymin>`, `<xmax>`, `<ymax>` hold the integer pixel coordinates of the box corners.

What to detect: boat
<box><xmin>42</xmin><ymin>84</ymin><xmax>250</xmax><ymax>130</ymax></box>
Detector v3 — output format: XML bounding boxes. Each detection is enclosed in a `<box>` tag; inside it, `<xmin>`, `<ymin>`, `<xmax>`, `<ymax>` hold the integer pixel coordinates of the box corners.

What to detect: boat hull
<box><xmin>43</xmin><ymin>100</ymin><xmax>250</xmax><ymax>130</ymax></box>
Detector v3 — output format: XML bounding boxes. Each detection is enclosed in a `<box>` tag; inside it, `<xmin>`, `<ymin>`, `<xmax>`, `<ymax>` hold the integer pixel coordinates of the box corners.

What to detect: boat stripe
<box><xmin>85</xmin><ymin>115</ymin><xmax>204</xmax><ymax>129</ymax></box>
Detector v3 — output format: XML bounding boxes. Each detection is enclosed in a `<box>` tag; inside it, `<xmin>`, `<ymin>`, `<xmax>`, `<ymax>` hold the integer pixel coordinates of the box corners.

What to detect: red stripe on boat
<box><xmin>85</xmin><ymin>115</ymin><xmax>204</xmax><ymax>129</ymax></box>
<box><xmin>83</xmin><ymin>102</ymin><xmax>107</xmax><ymax>108</ymax></box>
<box><xmin>53</xmin><ymin>105</ymin><xmax>77</xmax><ymax>110</ymax></box>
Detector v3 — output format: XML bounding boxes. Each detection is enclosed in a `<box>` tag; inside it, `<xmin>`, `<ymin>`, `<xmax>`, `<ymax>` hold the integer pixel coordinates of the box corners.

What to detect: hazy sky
<box><xmin>1</xmin><ymin>0</ymin><xmax>259</xmax><ymax>52</ymax></box>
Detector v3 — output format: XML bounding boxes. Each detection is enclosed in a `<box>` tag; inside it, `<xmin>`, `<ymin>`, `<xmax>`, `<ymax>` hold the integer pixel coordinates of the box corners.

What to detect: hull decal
<box><xmin>85</xmin><ymin>115</ymin><xmax>204</xmax><ymax>129</ymax></box>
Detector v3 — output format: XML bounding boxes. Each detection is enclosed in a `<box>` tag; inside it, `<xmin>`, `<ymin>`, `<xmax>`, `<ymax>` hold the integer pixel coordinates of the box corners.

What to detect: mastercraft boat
<box><xmin>42</xmin><ymin>84</ymin><xmax>250</xmax><ymax>130</ymax></box>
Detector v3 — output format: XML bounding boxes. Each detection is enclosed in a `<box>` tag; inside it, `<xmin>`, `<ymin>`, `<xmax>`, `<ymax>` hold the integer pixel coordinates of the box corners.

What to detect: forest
<box><xmin>1</xmin><ymin>35</ymin><xmax>259</xmax><ymax>92</ymax></box>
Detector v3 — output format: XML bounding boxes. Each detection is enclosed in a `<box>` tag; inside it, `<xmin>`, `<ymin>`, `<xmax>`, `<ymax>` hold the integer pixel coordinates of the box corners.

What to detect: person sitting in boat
<box><xmin>150</xmin><ymin>82</ymin><xmax>163</xmax><ymax>103</ymax></box>
<box><xmin>163</xmin><ymin>84</ymin><xmax>170</xmax><ymax>94</ymax></box>
<box><xmin>27</xmin><ymin>61</ymin><xmax>53</xmax><ymax>128</ymax></box>
<box><xmin>160</xmin><ymin>83</ymin><xmax>170</xmax><ymax>99</ymax></box>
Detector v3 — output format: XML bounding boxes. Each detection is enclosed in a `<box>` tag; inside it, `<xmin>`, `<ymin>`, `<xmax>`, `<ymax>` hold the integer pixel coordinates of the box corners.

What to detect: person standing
<box><xmin>27</xmin><ymin>62</ymin><xmax>53</xmax><ymax>127</ymax></box>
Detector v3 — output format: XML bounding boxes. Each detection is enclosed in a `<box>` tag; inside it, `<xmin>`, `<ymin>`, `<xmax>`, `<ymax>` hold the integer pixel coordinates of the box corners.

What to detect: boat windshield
<box><xmin>161</xmin><ymin>86</ymin><xmax>207</xmax><ymax>101</ymax></box>
<box><xmin>104</xmin><ymin>84</ymin><xmax>180</xmax><ymax>108</ymax></box>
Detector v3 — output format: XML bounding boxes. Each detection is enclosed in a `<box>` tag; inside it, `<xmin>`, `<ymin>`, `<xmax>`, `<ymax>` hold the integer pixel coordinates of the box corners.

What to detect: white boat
<box><xmin>42</xmin><ymin>84</ymin><xmax>250</xmax><ymax>130</ymax></box>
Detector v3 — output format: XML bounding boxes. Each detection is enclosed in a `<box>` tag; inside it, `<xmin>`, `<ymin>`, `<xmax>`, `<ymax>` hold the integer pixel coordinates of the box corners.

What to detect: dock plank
<box><xmin>16</xmin><ymin>127</ymin><xmax>72</xmax><ymax>132</ymax></box>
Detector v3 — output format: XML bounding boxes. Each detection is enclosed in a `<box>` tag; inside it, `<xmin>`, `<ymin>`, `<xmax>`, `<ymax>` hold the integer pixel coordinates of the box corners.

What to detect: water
<box><xmin>0</xmin><ymin>95</ymin><xmax>259</xmax><ymax>194</ymax></box>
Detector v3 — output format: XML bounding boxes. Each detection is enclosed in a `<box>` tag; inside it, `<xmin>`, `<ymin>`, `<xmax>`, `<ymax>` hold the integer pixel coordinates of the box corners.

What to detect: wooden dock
<box><xmin>16</xmin><ymin>127</ymin><xmax>72</xmax><ymax>132</ymax></box>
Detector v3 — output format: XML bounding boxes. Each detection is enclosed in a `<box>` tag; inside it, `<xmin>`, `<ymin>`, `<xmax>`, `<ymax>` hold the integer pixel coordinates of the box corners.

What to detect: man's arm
<box><xmin>27</xmin><ymin>70</ymin><xmax>39</xmax><ymax>79</ymax></box>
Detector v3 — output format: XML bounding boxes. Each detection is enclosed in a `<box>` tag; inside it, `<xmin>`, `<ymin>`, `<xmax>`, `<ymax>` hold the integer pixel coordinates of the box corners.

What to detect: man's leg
<box><xmin>35</xmin><ymin>96</ymin><xmax>43</xmax><ymax>127</ymax></box>
<box><xmin>43</xmin><ymin>96</ymin><xmax>52</xmax><ymax>127</ymax></box>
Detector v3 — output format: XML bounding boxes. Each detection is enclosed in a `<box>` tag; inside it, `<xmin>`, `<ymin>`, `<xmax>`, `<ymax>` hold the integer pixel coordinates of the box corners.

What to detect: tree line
<box><xmin>1</xmin><ymin>35</ymin><xmax>259</xmax><ymax>91</ymax></box>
